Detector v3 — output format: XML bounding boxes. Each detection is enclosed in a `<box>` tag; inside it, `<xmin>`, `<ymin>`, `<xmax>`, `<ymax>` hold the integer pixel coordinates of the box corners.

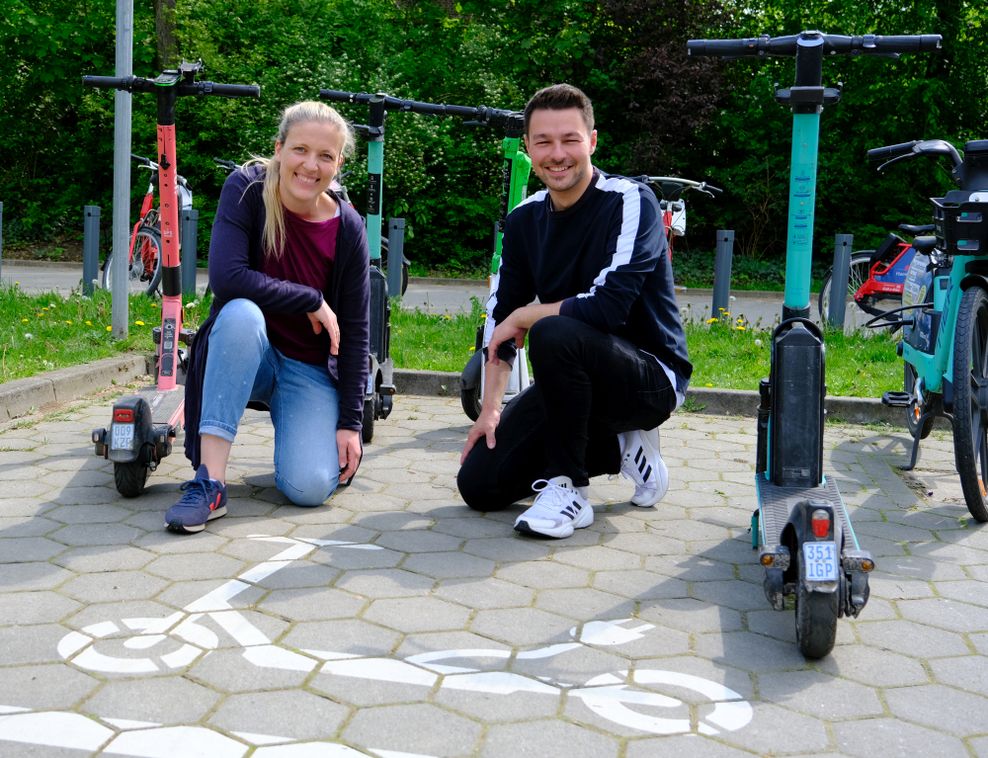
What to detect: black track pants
<box><xmin>457</xmin><ymin>315</ymin><xmax>677</xmax><ymax>511</ymax></box>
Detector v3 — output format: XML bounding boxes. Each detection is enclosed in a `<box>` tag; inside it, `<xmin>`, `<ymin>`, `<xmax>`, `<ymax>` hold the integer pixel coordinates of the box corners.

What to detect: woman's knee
<box><xmin>276</xmin><ymin>468</ymin><xmax>339</xmax><ymax>507</ymax></box>
<box><xmin>211</xmin><ymin>299</ymin><xmax>267</xmax><ymax>346</ymax></box>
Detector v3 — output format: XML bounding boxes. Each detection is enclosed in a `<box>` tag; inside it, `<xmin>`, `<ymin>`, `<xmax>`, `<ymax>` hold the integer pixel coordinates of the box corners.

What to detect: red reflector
<box><xmin>113</xmin><ymin>409</ymin><xmax>135</xmax><ymax>423</ymax></box>
<box><xmin>811</xmin><ymin>509</ymin><xmax>831</xmax><ymax>538</ymax></box>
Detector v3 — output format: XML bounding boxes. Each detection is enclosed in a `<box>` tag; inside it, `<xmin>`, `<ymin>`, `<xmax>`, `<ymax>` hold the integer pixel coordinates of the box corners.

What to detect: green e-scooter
<box><xmin>688</xmin><ymin>31</ymin><xmax>941</xmax><ymax>657</ymax></box>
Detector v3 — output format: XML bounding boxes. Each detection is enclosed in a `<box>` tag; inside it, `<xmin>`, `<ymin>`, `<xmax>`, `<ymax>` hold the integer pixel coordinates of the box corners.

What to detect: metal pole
<box><xmin>0</xmin><ymin>201</ymin><xmax>4</xmax><ymax>283</ymax></box>
<box><xmin>827</xmin><ymin>234</ymin><xmax>854</xmax><ymax>329</ymax></box>
<box><xmin>111</xmin><ymin>0</ymin><xmax>134</xmax><ymax>336</ymax></box>
<box><xmin>83</xmin><ymin>206</ymin><xmax>101</xmax><ymax>296</ymax></box>
<box><xmin>387</xmin><ymin>217</ymin><xmax>405</xmax><ymax>297</ymax></box>
<box><xmin>712</xmin><ymin>229</ymin><xmax>735</xmax><ymax>319</ymax></box>
<box><xmin>180</xmin><ymin>208</ymin><xmax>198</xmax><ymax>295</ymax></box>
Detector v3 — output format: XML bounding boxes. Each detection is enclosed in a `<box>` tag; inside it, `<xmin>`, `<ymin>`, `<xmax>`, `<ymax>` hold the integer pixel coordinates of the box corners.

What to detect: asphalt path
<box><xmin>0</xmin><ymin>259</ymin><xmax>875</xmax><ymax>331</ymax></box>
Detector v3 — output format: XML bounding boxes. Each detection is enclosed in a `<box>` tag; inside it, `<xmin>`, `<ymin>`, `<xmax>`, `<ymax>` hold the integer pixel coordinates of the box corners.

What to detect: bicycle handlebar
<box><xmin>83</xmin><ymin>75</ymin><xmax>260</xmax><ymax>99</ymax></box>
<box><xmin>637</xmin><ymin>176</ymin><xmax>723</xmax><ymax>198</ymax></box>
<box><xmin>687</xmin><ymin>32</ymin><xmax>941</xmax><ymax>58</ymax></box>
<box><xmin>866</xmin><ymin>140</ymin><xmax>921</xmax><ymax>161</ymax></box>
<box><xmin>319</xmin><ymin>89</ymin><xmax>522</xmax><ymax>129</ymax></box>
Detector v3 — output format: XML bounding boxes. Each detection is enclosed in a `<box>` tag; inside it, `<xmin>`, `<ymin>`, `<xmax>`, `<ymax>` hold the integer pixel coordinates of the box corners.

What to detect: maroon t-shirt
<box><xmin>261</xmin><ymin>208</ymin><xmax>340</xmax><ymax>365</ymax></box>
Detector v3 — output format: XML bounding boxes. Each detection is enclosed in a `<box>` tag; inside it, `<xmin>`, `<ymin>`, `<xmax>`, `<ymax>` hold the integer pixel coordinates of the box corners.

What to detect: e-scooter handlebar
<box><xmin>687</xmin><ymin>32</ymin><xmax>941</xmax><ymax>58</ymax></box>
<box><xmin>866</xmin><ymin>140</ymin><xmax>921</xmax><ymax>162</ymax></box>
<box><xmin>319</xmin><ymin>88</ymin><xmax>521</xmax><ymax>129</ymax></box>
<box><xmin>83</xmin><ymin>75</ymin><xmax>259</xmax><ymax>99</ymax></box>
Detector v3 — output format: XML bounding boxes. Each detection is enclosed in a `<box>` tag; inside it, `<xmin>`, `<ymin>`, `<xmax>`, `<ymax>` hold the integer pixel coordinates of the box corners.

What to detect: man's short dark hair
<box><xmin>524</xmin><ymin>84</ymin><xmax>595</xmax><ymax>136</ymax></box>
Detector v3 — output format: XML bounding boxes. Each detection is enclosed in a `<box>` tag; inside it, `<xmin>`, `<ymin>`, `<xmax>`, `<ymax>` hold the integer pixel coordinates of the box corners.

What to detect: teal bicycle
<box><xmin>869</xmin><ymin>139</ymin><xmax>988</xmax><ymax>522</ymax></box>
<box><xmin>689</xmin><ymin>30</ymin><xmax>941</xmax><ymax>658</ymax></box>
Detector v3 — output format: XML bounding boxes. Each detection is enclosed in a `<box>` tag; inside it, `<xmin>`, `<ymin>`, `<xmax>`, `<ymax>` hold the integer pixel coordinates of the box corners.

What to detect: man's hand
<box><xmin>338</xmin><ymin>428</ymin><xmax>362</xmax><ymax>484</ymax></box>
<box><xmin>308</xmin><ymin>300</ymin><xmax>340</xmax><ymax>355</ymax></box>
<box><xmin>486</xmin><ymin>311</ymin><xmax>528</xmax><ymax>366</ymax></box>
<box><xmin>460</xmin><ymin>406</ymin><xmax>501</xmax><ymax>465</ymax></box>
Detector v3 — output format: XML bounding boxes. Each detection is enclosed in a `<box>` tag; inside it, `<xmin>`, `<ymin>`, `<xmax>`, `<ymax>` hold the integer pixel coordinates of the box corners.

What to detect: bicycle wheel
<box><xmin>794</xmin><ymin>546</ymin><xmax>838</xmax><ymax>659</ymax></box>
<box><xmin>904</xmin><ymin>363</ymin><xmax>935</xmax><ymax>440</ymax></box>
<box><xmin>102</xmin><ymin>226</ymin><xmax>163</xmax><ymax>297</ymax></box>
<box><xmin>951</xmin><ymin>286</ymin><xmax>988</xmax><ymax>523</ymax></box>
<box><xmin>817</xmin><ymin>251</ymin><xmax>875</xmax><ymax>321</ymax></box>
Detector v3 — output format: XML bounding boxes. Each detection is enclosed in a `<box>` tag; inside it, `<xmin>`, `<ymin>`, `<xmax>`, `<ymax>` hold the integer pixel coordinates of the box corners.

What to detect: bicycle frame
<box><xmin>857</xmin><ymin>238</ymin><xmax>914</xmax><ymax>299</ymax></box>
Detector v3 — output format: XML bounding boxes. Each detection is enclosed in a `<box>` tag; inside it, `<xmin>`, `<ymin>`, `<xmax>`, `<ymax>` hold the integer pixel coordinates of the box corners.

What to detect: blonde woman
<box><xmin>169</xmin><ymin>101</ymin><xmax>370</xmax><ymax>534</ymax></box>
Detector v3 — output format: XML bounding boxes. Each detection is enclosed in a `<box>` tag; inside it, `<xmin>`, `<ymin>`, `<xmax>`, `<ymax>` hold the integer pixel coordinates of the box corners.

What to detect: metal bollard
<box><xmin>387</xmin><ymin>217</ymin><xmax>406</xmax><ymax>298</ymax></box>
<box><xmin>83</xmin><ymin>206</ymin><xmax>101</xmax><ymax>296</ymax></box>
<box><xmin>180</xmin><ymin>208</ymin><xmax>199</xmax><ymax>296</ymax></box>
<box><xmin>827</xmin><ymin>234</ymin><xmax>854</xmax><ymax>329</ymax></box>
<box><xmin>712</xmin><ymin>229</ymin><xmax>735</xmax><ymax>319</ymax></box>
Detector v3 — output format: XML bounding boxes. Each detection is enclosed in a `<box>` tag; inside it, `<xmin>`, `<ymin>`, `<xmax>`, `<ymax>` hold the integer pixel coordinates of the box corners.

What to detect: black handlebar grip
<box><xmin>82</xmin><ymin>75</ymin><xmax>134</xmax><ymax>90</ymax></box>
<box><xmin>870</xmin><ymin>34</ymin><xmax>942</xmax><ymax>53</ymax></box>
<box><xmin>867</xmin><ymin>140</ymin><xmax>920</xmax><ymax>161</ymax></box>
<box><xmin>199</xmin><ymin>82</ymin><xmax>260</xmax><ymax>98</ymax></box>
<box><xmin>687</xmin><ymin>37</ymin><xmax>768</xmax><ymax>57</ymax></box>
<box><xmin>319</xmin><ymin>89</ymin><xmax>372</xmax><ymax>104</ymax></box>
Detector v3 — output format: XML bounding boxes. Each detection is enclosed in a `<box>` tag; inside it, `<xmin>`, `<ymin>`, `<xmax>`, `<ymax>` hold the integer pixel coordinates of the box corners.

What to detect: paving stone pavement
<box><xmin>1</xmin><ymin>390</ymin><xmax>987</xmax><ymax>757</ymax></box>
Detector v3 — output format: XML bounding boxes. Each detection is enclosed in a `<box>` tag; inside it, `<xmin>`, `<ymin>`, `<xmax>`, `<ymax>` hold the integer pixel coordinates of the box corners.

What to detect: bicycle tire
<box><xmin>817</xmin><ymin>251</ymin><xmax>878</xmax><ymax>321</ymax></box>
<box><xmin>102</xmin><ymin>226</ymin><xmax>163</xmax><ymax>297</ymax></box>
<box><xmin>951</xmin><ymin>286</ymin><xmax>988</xmax><ymax>523</ymax></box>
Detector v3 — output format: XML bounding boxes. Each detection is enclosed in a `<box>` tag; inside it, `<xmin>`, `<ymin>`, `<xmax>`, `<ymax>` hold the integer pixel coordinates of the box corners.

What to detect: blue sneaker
<box><xmin>165</xmin><ymin>464</ymin><xmax>227</xmax><ymax>534</ymax></box>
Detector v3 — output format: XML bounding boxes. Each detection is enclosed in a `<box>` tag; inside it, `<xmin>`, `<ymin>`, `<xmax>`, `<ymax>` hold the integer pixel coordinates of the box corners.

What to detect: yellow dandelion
<box><xmin>64</xmin><ymin>320</ymin><xmax>73</xmax><ymax>325</ymax></box>
<box><xmin>734</xmin><ymin>325</ymin><xmax>746</xmax><ymax>331</ymax></box>
<box><xmin>106</xmin><ymin>325</ymin><xmax>113</xmax><ymax>332</ymax></box>
<box><xmin>135</xmin><ymin>320</ymin><xmax>145</xmax><ymax>326</ymax></box>
<box><xmin>706</xmin><ymin>317</ymin><xmax>719</xmax><ymax>324</ymax></box>
<box><xmin>85</xmin><ymin>320</ymin><xmax>93</xmax><ymax>326</ymax></box>
<box><xmin>21</xmin><ymin>318</ymin><xmax>28</xmax><ymax>324</ymax></box>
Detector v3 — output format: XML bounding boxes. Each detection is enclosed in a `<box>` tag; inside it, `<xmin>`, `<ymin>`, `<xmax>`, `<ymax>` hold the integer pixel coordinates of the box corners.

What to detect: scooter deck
<box><xmin>129</xmin><ymin>384</ymin><xmax>185</xmax><ymax>431</ymax></box>
<box><xmin>755</xmin><ymin>476</ymin><xmax>860</xmax><ymax>550</ymax></box>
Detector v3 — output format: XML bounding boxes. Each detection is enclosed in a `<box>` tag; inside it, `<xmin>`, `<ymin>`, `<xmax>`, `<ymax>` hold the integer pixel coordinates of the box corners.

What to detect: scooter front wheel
<box><xmin>794</xmin><ymin>547</ymin><xmax>838</xmax><ymax>659</ymax></box>
<box><xmin>114</xmin><ymin>461</ymin><xmax>150</xmax><ymax>498</ymax></box>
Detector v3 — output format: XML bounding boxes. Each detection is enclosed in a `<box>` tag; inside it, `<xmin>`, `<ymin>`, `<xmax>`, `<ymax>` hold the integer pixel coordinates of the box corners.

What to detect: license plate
<box><xmin>110</xmin><ymin>422</ymin><xmax>135</xmax><ymax>451</ymax></box>
<box><xmin>803</xmin><ymin>541</ymin><xmax>838</xmax><ymax>582</ymax></box>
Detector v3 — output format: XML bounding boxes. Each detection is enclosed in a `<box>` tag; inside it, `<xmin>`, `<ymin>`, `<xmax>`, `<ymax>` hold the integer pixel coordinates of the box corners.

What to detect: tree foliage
<box><xmin>0</xmin><ymin>0</ymin><xmax>985</xmax><ymax>272</ymax></box>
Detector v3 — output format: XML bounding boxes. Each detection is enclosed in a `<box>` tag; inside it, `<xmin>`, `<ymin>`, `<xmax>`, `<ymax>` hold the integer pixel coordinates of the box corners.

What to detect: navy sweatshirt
<box><xmin>486</xmin><ymin>170</ymin><xmax>692</xmax><ymax>394</ymax></box>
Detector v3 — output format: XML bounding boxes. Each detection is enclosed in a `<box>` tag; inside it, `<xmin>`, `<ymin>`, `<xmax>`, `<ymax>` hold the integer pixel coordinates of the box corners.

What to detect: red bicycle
<box><xmin>101</xmin><ymin>153</ymin><xmax>192</xmax><ymax>297</ymax></box>
<box><xmin>637</xmin><ymin>176</ymin><xmax>722</xmax><ymax>260</ymax></box>
<box><xmin>816</xmin><ymin>222</ymin><xmax>934</xmax><ymax>321</ymax></box>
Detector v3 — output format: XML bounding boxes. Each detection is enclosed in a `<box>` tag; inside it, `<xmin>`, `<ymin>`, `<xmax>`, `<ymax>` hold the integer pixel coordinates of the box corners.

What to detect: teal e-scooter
<box><xmin>688</xmin><ymin>31</ymin><xmax>941</xmax><ymax>657</ymax></box>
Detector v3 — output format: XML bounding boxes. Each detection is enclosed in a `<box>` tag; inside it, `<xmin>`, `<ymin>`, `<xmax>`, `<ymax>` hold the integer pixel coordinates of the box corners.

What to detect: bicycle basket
<box><xmin>932</xmin><ymin>196</ymin><xmax>988</xmax><ymax>255</ymax></box>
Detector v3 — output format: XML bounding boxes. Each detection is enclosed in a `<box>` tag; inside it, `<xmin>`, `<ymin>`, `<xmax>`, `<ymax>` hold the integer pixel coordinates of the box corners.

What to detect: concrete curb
<box><xmin>0</xmin><ymin>354</ymin><xmax>906</xmax><ymax>429</ymax></box>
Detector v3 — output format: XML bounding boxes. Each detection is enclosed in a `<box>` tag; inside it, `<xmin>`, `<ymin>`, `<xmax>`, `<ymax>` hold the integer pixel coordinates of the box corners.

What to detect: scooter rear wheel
<box><xmin>114</xmin><ymin>461</ymin><xmax>150</xmax><ymax>498</ymax></box>
<box><xmin>794</xmin><ymin>547</ymin><xmax>838</xmax><ymax>659</ymax></box>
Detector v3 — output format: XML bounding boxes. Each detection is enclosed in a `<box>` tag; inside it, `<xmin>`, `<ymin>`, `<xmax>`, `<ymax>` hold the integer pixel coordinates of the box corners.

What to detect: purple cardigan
<box><xmin>183</xmin><ymin>165</ymin><xmax>370</xmax><ymax>469</ymax></box>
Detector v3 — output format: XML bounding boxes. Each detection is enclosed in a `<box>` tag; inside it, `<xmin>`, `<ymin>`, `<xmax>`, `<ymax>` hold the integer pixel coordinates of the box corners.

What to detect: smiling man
<box><xmin>457</xmin><ymin>83</ymin><xmax>692</xmax><ymax>539</ymax></box>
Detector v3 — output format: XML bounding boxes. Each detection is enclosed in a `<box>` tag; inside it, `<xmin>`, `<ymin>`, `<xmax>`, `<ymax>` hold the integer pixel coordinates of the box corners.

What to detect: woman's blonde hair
<box><xmin>248</xmin><ymin>101</ymin><xmax>355</xmax><ymax>259</ymax></box>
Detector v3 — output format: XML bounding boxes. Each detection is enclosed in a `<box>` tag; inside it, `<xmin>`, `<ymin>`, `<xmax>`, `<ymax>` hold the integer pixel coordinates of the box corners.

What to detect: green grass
<box><xmin>2</xmin><ymin>285</ymin><xmax>902</xmax><ymax>400</ymax></box>
<box><xmin>0</xmin><ymin>286</ymin><xmax>212</xmax><ymax>383</ymax></box>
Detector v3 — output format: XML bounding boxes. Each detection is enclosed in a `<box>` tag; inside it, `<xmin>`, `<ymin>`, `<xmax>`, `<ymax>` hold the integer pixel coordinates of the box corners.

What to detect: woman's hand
<box><xmin>337</xmin><ymin>428</ymin><xmax>362</xmax><ymax>484</ymax></box>
<box><xmin>307</xmin><ymin>300</ymin><xmax>340</xmax><ymax>355</ymax></box>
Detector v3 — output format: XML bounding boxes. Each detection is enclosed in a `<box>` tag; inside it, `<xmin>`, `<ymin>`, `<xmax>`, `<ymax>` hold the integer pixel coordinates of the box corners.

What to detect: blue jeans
<box><xmin>199</xmin><ymin>298</ymin><xmax>340</xmax><ymax>506</ymax></box>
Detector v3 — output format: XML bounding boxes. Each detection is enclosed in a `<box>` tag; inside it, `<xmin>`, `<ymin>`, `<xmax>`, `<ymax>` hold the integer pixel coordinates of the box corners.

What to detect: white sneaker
<box><xmin>618</xmin><ymin>427</ymin><xmax>669</xmax><ymax>507</ymax></box>
<box><xmin>514</xmin><ymin>476</ymin><xmax>593</xmax><ymax>539</ymax></box>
